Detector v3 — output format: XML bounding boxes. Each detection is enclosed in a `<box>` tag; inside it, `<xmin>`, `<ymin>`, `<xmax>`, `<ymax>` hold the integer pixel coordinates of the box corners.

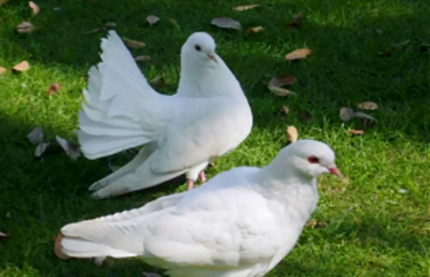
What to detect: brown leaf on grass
<box><xmin>286</xmin><ymin>126</ymin><xmax>298</xmax><ymax>142</ymax></box>
<box><xmin>0</xmin><ymin>231</ymin><xmax>7</xmax><ymax>238</ymax></box>
<box><xmin>5</xmin><ymin>212</ymin><xmax>11</xmax><ymax>218</ymax></box>
<box><xmin>27</xmin><ymin>126</ymin><xmax>44</xmax><ymax>144</ymax></box>
<box><xmin>211</xmin><ymin>17</ymin><xmax>242</xmax><ymax>30</ymax></box>
<box><xmin>56</xmin><ymin>135</ymin><xmax>81</xmax><ymax>160</ymax></box>
<box><xmin>269</xmin><ymin>87</ymin><xmax>295</xmax><ymax>97</ymax></box>
<box><xmin>47</xmin><ymin>83</ymin><xmax>61</xmax><ymax>95</ymax></box>
<box><xmin>29</xmin><ymin>1</ymin><xmax>40</xmax><ymax>15</ymax></box>
<box><xmin>0</xmin><ymin>67</ymin><xmax>6</xmax><ymax>74</ymax></box>
<box><xmin>84</xmin><ymin>27</ymin><xmax>102</xmax><ymax>34</ymax></box>
<box><xmin>348</xmin><ymin>129</ymin><xmax>364</xmax><ymax>135</ymax></box>
<box><xmin>352</xmin><ymin>112</ymin><xmax>376</xmax><ymax>123</ymax></box>
<box><xmin>146</xmin><ymin>15</ymin><xmax>160</xmax><ymax>26</ymax></box>
<box><xmin>245</xmin><ymin>26</ymin><xmax>264</xmax><ymax>34</ymax></box>
<box><xmin>269</xmin><ymin>75</ymin><xmax>296</xmax><ymax>86</ymax></box>
<box><xmin>357</xmin><ymin>101</ymin><xmax>378</xmax><ymax>110</ymax></box>
<box><xmin>12</xmin><ymin>61</ymin><xmax>30</xmax><ymax>72</ymax></box>
<box><xmin>149</xmin><ymin>76</ymin><xmax>165</xmax><ymax>86</ymax></box>
<box><xmin>54</xmin><ymin>232</ymin><xmax>70</xmax><ymax>260</ymax></box>
<box><xmin>373</xmin><ymin>194</ymin><xmax>378</xmax><ymax>203</ymax></box>
<box><xmin>134</xmin><ymin>55</ymin><xmax>151</xmax><ymax>62</ymax></box>
<box><xmin>282</xmin><ymin>106</ymin><xmax>290</xmax><ymax>115</ymax></box>
<box><xmin>233</xmin><ymin>4</ymin><xmax>259</xmax><ymax>11</ymax></box>
<box><xmin>285</xmin><ymin>48</ymin><xmax>311</xmax><ymax>60</ymax></box>
<box><xmin>286</xmin><ymin>13</ymin><xmax>306</xmax><ymax>29</ymax></box>
<box><xmin>122</xmin><ymin>37</ymin><xmax>146</xmax><ymax>48</ymax></box>
<box><xmin>306</xmin><ymin>220</ymin><xmax>328</xmax><ymax>229</ymax></box>
<box><xmin>104</xmin><ymin>22</ymin><xmax>116</xmax><ymax>28</ymax></box>
<box><xmin>16</xmin><ymin>21</ymin><xmax>35</xmax><ymax>33</ymax></box>
<box><xmin>35</xmin><ymin>142</ymin><xmax>51</xmax><ymax>158</ymax></box>
<box><xmin>339</xmin><ymin>107</ymin><xmax>354</xmax><ymax>122</ymax></box>
<box><xmin>268</xmin><ymin>75</ymin><xmax>297</xmax><ymax>97</ymax></box>
<box><xmin>169</xmin><ymin>18</ymin><xmax>180</xmax><ymax>30</ymax></box>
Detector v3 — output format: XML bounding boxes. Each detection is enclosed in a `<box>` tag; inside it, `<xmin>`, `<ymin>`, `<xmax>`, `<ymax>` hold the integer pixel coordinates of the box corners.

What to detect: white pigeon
<box><xmin>78</xmin><ymin>30</ymin><xmax>253</xmax><ymax>198</ymax></box>
<box><xmin>55</xmin><ymin>139</ymin><xmax>342</xmax><ymax>277</ymax></box>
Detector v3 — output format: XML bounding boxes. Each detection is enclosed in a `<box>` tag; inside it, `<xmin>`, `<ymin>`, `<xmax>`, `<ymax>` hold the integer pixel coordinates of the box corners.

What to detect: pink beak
<box><xmin>328</xmin><ymin>167</ymin><xmax>342</xmax><ymax>177</ymax></box>
<box><xmin>208</xmin><ymin>54</ymin><xmax>218</xmax><ymax>63</ymax></box>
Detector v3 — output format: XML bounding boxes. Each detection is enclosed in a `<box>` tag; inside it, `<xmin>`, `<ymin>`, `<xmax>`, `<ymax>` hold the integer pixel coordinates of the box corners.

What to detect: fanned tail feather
<box><xmin>78</xmin><ymin>30</ymin><xmax>168</xmax><ymax>160</ymax></box>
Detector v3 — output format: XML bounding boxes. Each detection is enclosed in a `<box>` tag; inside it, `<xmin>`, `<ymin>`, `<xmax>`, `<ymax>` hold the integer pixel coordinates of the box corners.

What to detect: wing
<box><xmin>149</xmin><ymin>96</ymin><xmax>252</xmax><ymax>174</ymax></box>
<box><xmin>141</xmin><ymin>168</ymin><xmax>282</xmax><ymax>268</ymax></box>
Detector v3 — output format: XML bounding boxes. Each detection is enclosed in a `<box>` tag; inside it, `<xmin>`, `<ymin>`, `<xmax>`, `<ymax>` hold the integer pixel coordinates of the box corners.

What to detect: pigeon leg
<box><xmin>187</xmin><ymin>179</ymin><xmax>194</xmax><ymax>190</ymax></box>
<box><xmin>199</xmin><ymin>171</ymin><xmax>206</xmax><ymax>183</ymax></box>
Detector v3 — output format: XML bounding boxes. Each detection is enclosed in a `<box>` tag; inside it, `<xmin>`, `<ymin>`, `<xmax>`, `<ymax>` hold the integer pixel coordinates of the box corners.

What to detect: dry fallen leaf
<box><xmin>282</xmin><ymin>106</ymin><xmax>290</xmax><ymax>115</ymax></box>
<box><xmin>134</xmin><ymin>55</ymin><xmax>151</xmax><ymax>62</ymax></box>
<box><xmin>211</xmin><ymin>17</ymin><xmax>242</xmax><ymax>30</ymax></box>
<box><xmin>122</xmin><ymin>37</ymin><xmax>146</xmax><ymax>48</ymax></box>
<box><xmin>0</xmin><ymin>67</ymin><xmax>6</xmax><ymax>74</ymax></box>
<box><xmin>245</xmin><ymin>26</ymin><xmax>264</xmax><ymax>34</ymax></box>
<box><xmin>169</xmin><ymin>18</ymin><xmax>180</xmax><ymax>30</ymax></box>
<box><xmin>285</xmin><ymin>48</ymin><xmax>311</xmax><ymax>60</ymax></box>
<box><xmin>5</xmin><ymin>212</ymin><xmax>11</xmax><ymax>218</ymax></box>
<box><xmin>35</xmin><ymin>142</ymin><xmax>51</xmax><ymax>158</ymax></box>
<box><xmin>16</xmin><ymin>21</ymin><xmax>35</xmax><ymax>33</ymax></box>
<box><xmin>27</xmin><ymin>126</ymin><xmax>44</xmax><ymax>144</ymax></box>
<box><xmin>149</xmin><ymin>76</ymin><xmax>165</xmax><ymax>86</ymax></box>
<box><xmin>29</xmin><ymin>1</ymin><xmax>40</xmax><ymax>15</ymax></box>
<box><xmin>0</xmin><ymin>231</ymin><xmax>7</xmax><ymax>238</ymax></box>
<box><xmin>306</xmin><ymin>220</ymin><xmax>317</xmax><ymax>228</ymax></box>
<box><xmin>348</xmin><ymin>129</ymin><xmax>364</xmax><ymax>135</ymax></box>
<box><xmin>286</xmin><ymin>13</ymin><xmax>306</xmax><ymax>29</ymax></box>
<box><xmin>146</xmin><ymin>15</ymin><xmax>160</xmax><ymax>26</ymax></box>
<box><xmin>104</xmin><ymin>22</ymin><xmax>116</xmax><ymax>28</ymax></box>
<box><xmin>12</xmin><ymin>61</ymin><xmax>30</xmax><ymax>72</ymax></box>
<box><xmin>47</xmin><ymin>83</ymin><xmax>61</xmax><ymax>96</ymax></box>
<box><xmin>339</xmin><ymin>107</ymin><xmax>354</xmax><ymax>122</ymax></box>
<box><xmin>233</xmin><ymin>4</ymin><xmax>259</xmax><ymax>11</ymax></box>
<box><xmin>54</xmin><ymin>232</ymin><xmax>70</xmax><ymax>260</ymax></box>
<box><xmin>352</xmin><ymin>112</ymin><xmax>376</xmax><ymax>122</ymax></box>
<box><xmin>56</xmin><ymin>135</ymin><xmax>81</xmax><ymax>160</ymax></box>
<box><xmin>357</xmin><ymin>101</ymin><xmax>378</xmax><ymax>110</ymax></box>
<box><xmin>286</xmin><ymin>126</ymin><xmax>298</xmax><ymax>142</ymax></box>
<box><xmin>84</xmin><ymin>28</ymin><xmax>102</xmax><ymax>34</ymax></box>
<box><xmin>268</xmin><ymin>75</ymin><xmax>297</xmax><ymax>97</ymax></box>
<box><xmin>269</xmin><ymin>75</ymin><xmax>296</xmax><ymax>86</ymax></box>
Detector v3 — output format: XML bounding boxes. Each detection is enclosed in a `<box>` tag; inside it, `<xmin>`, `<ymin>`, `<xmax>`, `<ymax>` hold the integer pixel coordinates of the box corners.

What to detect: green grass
<box><xmin>1</xmin><ymin>0</ymin><xmax>429</xmax><ymax>276</ymax></box>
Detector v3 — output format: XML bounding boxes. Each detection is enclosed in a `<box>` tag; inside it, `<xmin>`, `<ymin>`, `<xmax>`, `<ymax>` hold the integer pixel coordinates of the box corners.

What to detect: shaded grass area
<box><xmin>0</xmin><ymin>0</ymin><xmax>429</xmax><ymax>276</ymax></box>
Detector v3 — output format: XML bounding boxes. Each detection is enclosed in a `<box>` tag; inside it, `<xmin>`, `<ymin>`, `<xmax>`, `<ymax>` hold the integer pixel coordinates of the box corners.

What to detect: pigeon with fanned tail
<box><xmin>78</xmin><ymin>30</ymin><xmax>253</xmax><ymax>198</ymax></box>
<box><xmin>55</xmin><ymin>139</ymin><xmax>342</xmax><ymax>277</ymax></box>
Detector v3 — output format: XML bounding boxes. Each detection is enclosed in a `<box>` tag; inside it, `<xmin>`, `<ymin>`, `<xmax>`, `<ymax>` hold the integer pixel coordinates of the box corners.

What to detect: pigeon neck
<box><xmin>178</xmin><ymin>55</ymin><xmax>244</xmax><ymax>98</ymax></box>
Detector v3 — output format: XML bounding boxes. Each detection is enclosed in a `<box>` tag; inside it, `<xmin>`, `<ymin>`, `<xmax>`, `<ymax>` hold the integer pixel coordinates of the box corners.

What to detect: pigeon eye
<box><xmin>194</xmin><ymin>44</ymin><xmax>201</xmax><ymax>51</ymax></box>
<box><xmin>307</xmin><ymin>156</ymin><xmax>319</xmax><ymax>164</ymax></box>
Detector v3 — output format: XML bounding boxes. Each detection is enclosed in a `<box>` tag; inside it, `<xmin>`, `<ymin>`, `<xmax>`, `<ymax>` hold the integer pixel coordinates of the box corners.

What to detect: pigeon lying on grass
<box><xmin>78</xmin><ymin>30</ymin><xmax>253</xmax><ymax>198</ymax></box>
<box><xmin>55</xmin><ymin>139</ymin><xmax>342</xmax><ymax>277</ymax></box>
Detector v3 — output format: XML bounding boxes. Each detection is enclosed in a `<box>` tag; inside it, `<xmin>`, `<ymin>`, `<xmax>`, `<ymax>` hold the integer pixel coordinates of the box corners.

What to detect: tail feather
<box><xmin>60</xmin><ymin>237</ymin><xmax>137</xmax><ymax>259</ymax></box>
<box><xmin>78</xmin><ymin>130</ymin><xmax>145</xmax><ymax>159</ymax></box>
<box><xmin>91</xmin><ymin>157</ymin><xmax>187</xmax><ymax>199</ymax></box>
<box><xmin>78</xmin><ymin>30</ymin><xmax>169</xmax><ymax>160</ymax></box>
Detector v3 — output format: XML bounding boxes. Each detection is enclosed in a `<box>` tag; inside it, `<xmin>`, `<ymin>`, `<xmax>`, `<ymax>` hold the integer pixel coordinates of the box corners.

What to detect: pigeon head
<box><xmin>270</xmin><ymin>139</ymin><xmax>341</xmax><ymax>179</ymax></box>
<box><xmin>181</xmin><ymin>32</ymin><xmax>218</xmax><ymax>64</ymax></box>
<box><xmin>289</xmin><ymin>140</ymin><xmax>341</xmax><ymax>178</ymax></box>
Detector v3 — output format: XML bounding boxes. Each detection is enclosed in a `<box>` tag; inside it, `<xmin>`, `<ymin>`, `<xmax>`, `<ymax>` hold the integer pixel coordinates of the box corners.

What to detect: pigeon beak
<box><xmin>208</xmin><ymin>54</ymin><xmax>218</xmax><ymax>63</ymax></box>
<box><xmin>328</xmin><ymin>167</ymin><xmax>342</xmax><ymax>177</ymax></box>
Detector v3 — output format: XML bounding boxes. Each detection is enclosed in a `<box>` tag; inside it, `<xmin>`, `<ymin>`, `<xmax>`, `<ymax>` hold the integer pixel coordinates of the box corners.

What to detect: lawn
<box><xmin>0</xmin><ymin>0</ymin><xmax>429</xmax><ymax>276</ymax></box>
